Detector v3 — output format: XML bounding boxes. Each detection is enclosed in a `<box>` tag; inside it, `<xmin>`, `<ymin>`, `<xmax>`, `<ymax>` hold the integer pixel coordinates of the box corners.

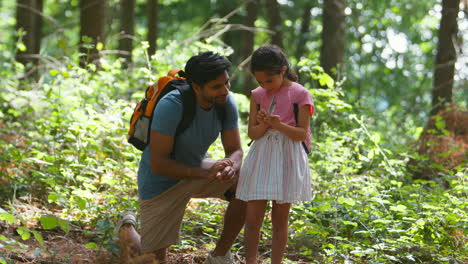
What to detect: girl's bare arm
<box><xmin>265</xmin><ymin>105</ymin><xmax>310</xmax><ymax>141</ymax></box>
<box><xmin>247</xmin><ymin>96</ymin><xmax>269</xmax><ymax>140</ymax></box>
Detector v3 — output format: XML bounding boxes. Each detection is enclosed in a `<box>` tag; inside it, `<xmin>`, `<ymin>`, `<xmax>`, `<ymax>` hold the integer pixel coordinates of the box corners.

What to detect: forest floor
<box><xmin>1</xmin><ymin>225</ymin><xmax>220</xmax><ymax>264</ymax></box>
<box><xmin>0</xmin><ymin>227</ymin><xmax>311</xmax><ymax>264</ymax></box>
<box><xmin>0</xmin><ymin>200</ymin><xmax>311</xmax><ymax>264</ymax></box>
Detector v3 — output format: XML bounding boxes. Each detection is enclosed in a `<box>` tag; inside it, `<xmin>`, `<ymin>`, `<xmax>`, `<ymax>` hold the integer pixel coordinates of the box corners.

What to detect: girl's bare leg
<box><xmin>271</xmin><ymin>201</ymin><xmax>291</xmax><ymax>264</ymax></box>
<box><xmin>244</xmin><ymin>200</ymin><xmax>268</xmax><ymax>264</ymax></box>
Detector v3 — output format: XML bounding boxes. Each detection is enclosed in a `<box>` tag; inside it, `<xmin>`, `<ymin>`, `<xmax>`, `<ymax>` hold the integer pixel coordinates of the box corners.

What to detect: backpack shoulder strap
<box><xmin>293</xmin><ymin>103</ymin><xmax>299</xmax><ymax>122</ymax></box>
<box><xmin>293</xmin><ymin>103</ymin><xmax>310</xmax><ymax>154</ymax></box>
<box><xmin>174</xmin><ymin>82</ymin><xmax>196</xmax><ymax>136</ymax></box>
<box><xmin>215</xmin><ymin>104</ymin><xmax>226</xmax><ymax>123</ymax></box>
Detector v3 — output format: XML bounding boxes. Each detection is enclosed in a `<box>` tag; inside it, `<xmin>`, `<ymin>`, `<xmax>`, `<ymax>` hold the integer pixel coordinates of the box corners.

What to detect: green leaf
<box><xmin>40</xmin><ymin>215</ymin><xmax>58</xmax><ymax>230</ymax></box>
<box><xmin>58</xmin><ymin>39</ymin><xmax>67</xmax><ymax>49</ymax></box>
<box><xmin>371</xmin><ymin>133</ymin><xmax>381</xmax><ymax>144</ymax></box>
<box><xmin>337</xmin><ymin>197</ymin><xmax>356</xmax><ymax>207</ymax></box>
<box><xmin>16</xmin><ymin>226</ymin><xmax>31</xmax><ymax>240</ymax></box>
<box><xmin>32</xmin><ymin>230</ymin><xmax>44</xmax><ymax>246</ymax></box>
<box><xmin>85</xmin><ymin>242</ymin><xmax>98</xmax><ymax>249</ymax></box>
<box><xmin>58</xmin><ymin>219</ymin><xmax>71</xmax><ymax>233</ymax></box>
<box><xmin>48</xmin><ymin>192</ymin><xmax>59</xmax><ymax>203</ymax></box>
<box><xmin>341</xmin><ymin>220</ymin><xmax>358</xmax><ymax>228</ymax></box>
<box><xmin>390</xmin><ymin>204</ymin><xmax>407</xmax><ymax>213</ymax></box>
<box><xmin>367</xmin><ymin>149</ymin><xmax>375</xmax><ymax>159</ymax></box>
<box><xmin>17</xmin><ymin>42</ymin><xmax>27</xmax><ymax>52</ymax></box>
<box><xmin>435</xmin><ymin>118</ymin><xmax>446</xmax><ymax>129</ymax></box>
<box><xmin>0</xmin><ymin>213</ymin><xmax>15</xmax><ymax>224</ymax></box>
<box><xmin>76</xmin><ymin>197</ymin><xmax>87</xmax><ymax>210</ymax></box>
<box><xmin>372</xmin><ymin>219</ymin><xmax>392</xmax><ymax>224</ymax></box>
<box><xmin>96</xmin><ymin>42</ymin><xmax>103</xmax><ymax>51</ymax></box>
<box><xmin>61</xmin><ymin>71</ymin><xmax>70</xmax><ymax>78</ymax></box>
<box><xmin>431</xmin><ymin>163</ymin><xmax>448</xmax><ymax>172</ymax></box>
<box><xmin>49</xmin><ymin>70</ymin><xmax>60</xmax><ymax>76</ymax></box>
<box><xmin>319</xmin><ymin>74</ymin><xmax>334</xmax><ymax>88</ymax></box>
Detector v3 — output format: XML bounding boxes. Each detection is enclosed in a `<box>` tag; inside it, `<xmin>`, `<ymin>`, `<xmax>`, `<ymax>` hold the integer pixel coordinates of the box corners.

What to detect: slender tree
<box><xmin>295</xmin><ymin>3</ymin><xmax>313</xmax><ymax>61</ymax></box>
<box><xmin>118</xmin><ymin>0</ymin><xmax>135</xmax><ymax>68</ymax></box>
<box><xmin>215</xmin><ymin>0</ymin><xmax>243</xmax><ymax>64</ymax></box>
<box><xmin>79</xmin><ymin>0</ymin><xmax>106</xmax><ymax>68</ymax></box>
<box><xmin>241</xmin><ymin>0</ymin><xmax>259</xmax><ymax>96</ymax></box>
<box><xmin>431</xmin><ymin>0</ymin><xmax>460</xmax><ymax>115</ymax></box>
<box><xmin>147</xmin><ymin>0</ymin><xmax>160</xmax><ymax>57</ymax></box>
<box><xmin>15</xmin><ymin>0</ymin><xmax>44</xmax><ymax>77</ymax></box>
<box><xmin>320</xmin><ymin>0</ymin><xmax>346</xmax><ymax>84</ymax></box>
<box><xmin>265</xmin><ymin>0</ymin><xmax>283</xmax><ymax>48</ymax></box>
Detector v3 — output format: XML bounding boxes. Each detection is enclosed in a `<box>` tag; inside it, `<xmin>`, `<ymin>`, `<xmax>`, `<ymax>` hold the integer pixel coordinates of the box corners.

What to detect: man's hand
<box><xmin>207</xmin><ymin>158</ymin><xmax>233</xmax><ymax>179</ymax></box>
<box><xmin>207</xmin><ymin>158</ymin><xmax>238</xmax><ymax>183</ymax></box>
<box><xmin>216</xmin><ymin>165</ymin><xmax>237</xmax><ymax>183</ymax></box>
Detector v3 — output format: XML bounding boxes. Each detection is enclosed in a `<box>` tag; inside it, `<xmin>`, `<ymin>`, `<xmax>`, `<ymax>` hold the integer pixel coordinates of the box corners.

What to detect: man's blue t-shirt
<box><xmin>137</xmin><ymin>89</ymin><xmax>239</xmax><ymax>200</ymax></box>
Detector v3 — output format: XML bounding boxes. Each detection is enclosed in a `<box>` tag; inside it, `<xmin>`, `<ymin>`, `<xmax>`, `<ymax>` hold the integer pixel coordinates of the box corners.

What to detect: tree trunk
<box><xmin>118</xmin><ymin>0</ymin><xmax>135</xmax><ymax>68</ymax></box>
<box><xmin>215</xmin><ymin>0</ymin><xmax>243</xmax><ymax>63</ymax></box>
<box><xmin>320</xmin><ymin>0</ymin><xmax>346</xmax><ymax>85</ymax></box>
<box><xmin>295</xmin><ymin>4</ymin><xmax>312</xmax><ymax>61</ymax></box>
<box><xmin>79</xmin><ymin>0</ymin><xmax>106</xmax><ymax>68</ymax></box>
<box><xmin>265</xmin><ymin>0</ymin><xmax>283</xmax><ymax>48</ymax></box>
<box><xmin>431</xmin><ymin>0</ymin><xmax>460</xmax><ymax>115</ymax></box>
<box><xmin>15</xmin><ymin>0</ymin><xmax>43</xmax><ymax>77</ymax></box>
<box><xmin>241</xmin><ymin>0</ymin><xmax>259</xmax><ymax>96</ymax></box>
<box><xmin>147</xmin><ymin>0</ymin><xmax>159</xmax><ymax>57</ymax></box>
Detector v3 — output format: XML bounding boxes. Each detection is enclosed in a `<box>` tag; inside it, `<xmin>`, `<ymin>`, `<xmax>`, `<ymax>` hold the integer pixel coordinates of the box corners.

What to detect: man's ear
<box><xmin>192</xmin><ymin>82</ymin><xmax>201</xmax><ymax>94</ymax></box>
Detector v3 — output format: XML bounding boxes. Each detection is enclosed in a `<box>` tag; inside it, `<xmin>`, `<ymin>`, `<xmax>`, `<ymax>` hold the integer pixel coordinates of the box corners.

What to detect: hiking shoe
<box><xmin>114</xmin><ymin>211</ymin><xmax>137</xmax><ymax>237</ymax></box>
<box><xmin>203</xmin><ymin>250</ymin><xmax>234</xmax><ymax>264</ymax></box>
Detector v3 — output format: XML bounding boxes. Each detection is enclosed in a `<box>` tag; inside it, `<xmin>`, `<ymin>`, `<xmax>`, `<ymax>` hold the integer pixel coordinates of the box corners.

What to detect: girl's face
<box><xmin>253</xmin><ymin>67</ymin><xmax>287</xmax><ymax>92</ymax></box>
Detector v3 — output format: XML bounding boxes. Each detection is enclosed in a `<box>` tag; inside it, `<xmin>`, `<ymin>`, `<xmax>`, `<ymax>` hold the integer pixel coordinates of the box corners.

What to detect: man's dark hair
<box><xmin>183</xmin><ymin>52</ymin><xmax>231</xmax><ymax>87</ymax></box>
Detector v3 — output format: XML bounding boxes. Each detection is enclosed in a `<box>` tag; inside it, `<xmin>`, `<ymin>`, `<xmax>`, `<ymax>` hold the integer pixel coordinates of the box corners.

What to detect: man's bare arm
<box><xmin>150</xmin><ymin>130</ymin><xmax>227</xmax><ymax>179</ymax></box>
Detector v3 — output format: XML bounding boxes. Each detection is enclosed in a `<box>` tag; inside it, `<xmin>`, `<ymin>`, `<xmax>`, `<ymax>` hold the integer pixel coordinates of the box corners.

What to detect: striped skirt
<box><xmin>236</xmin><ymin>130</ymin><xmax>312</xmax><ymax>204</ymax></box>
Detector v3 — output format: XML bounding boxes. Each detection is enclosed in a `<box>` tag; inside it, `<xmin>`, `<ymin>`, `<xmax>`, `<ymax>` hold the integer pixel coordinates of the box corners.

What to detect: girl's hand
<box><xmin>256</xmin><ymin>109</ymin><xmax>268</xmax><ymax>126</ymax></box>
<box><xmin>264</xmin><ymin>114</ymin><xmax>281</xmax><ymax>128</ymax></box>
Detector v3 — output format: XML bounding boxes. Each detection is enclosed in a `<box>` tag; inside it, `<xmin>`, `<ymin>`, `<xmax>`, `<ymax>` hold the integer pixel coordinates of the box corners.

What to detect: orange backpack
<box><xmin>128</xmin><ymin>69</ymin><xmax>226</xmax><ymax>151</ymax></box>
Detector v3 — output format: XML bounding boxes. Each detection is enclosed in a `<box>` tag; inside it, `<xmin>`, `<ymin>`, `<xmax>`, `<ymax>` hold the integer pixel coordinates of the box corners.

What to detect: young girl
<box><xmin>236</xmin><ymin>45</ymin><xmax>314</xmax><ymax>264</ymax></box>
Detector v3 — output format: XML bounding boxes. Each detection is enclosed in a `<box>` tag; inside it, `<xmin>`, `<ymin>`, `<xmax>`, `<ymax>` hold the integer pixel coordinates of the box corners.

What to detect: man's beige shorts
<box><xmin>139</xmin><ymin>159</ymin><xmax>233</xmax><ymax>253</ymax></box>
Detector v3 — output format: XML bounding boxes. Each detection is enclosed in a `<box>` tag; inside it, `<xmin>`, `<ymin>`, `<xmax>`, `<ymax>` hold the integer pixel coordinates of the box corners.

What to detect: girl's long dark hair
<box><xmin>250</xmin><ymin>45</ymin><xmax>298</xmax><ymax>82</ymax></box>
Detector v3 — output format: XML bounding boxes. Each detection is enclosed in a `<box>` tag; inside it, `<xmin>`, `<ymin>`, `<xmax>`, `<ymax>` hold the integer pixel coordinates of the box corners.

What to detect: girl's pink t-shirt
<box><xmin>251</xmin><ymin>82</ymin><xmax>314</xmax><ymax>150</ymax></box>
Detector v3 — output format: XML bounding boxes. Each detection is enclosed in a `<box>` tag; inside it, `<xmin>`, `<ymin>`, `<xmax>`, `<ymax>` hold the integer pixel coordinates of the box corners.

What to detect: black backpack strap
<box><xmin>174</xmin><ymin>82</ymin><xmax>196</xmax><ymax>136</ymax></box>
<box><xmin>293</xmin><ymin>103</ymin><xmax>310</xmax><ymax>154</ymax></box>
<box><xmin>215</xmin><ymin>103</ymin><xmax>226</xmax><ymax>126</ymax></box>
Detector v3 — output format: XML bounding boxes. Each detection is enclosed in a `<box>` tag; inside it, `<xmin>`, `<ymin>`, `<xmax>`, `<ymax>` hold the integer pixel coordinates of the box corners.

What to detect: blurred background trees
<box><xmin>9</xmin><ymin>0</ymin><xmax>466</xmax><ymax>111</ymax></box>
<box><xmin>1</xmin><ymin>1</ymin><xmax>466</xmax><ymax>262</ymax></box>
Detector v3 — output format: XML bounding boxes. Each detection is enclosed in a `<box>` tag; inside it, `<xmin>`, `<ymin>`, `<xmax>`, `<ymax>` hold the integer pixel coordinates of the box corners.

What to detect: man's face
<box><xmin>194</xmin><ymin>71</ymin><xmax>231</xmax><ymax>107</ymax></box>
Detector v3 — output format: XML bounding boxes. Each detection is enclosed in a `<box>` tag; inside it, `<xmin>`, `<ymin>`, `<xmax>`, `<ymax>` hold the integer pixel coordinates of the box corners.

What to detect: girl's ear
<box><xmin>281</xmin><ymin>65</ymin><xmax>287</xmax><ymax>74</ymax></box>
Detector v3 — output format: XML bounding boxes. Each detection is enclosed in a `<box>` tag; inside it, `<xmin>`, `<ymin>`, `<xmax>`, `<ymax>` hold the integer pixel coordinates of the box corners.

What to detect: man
<box><xmin>118</xmin><ymin>52</ymin><xmax>245</xmax><ymax>264</ymax></box>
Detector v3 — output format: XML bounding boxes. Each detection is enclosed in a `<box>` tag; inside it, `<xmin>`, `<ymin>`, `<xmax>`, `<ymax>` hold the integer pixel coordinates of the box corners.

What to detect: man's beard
<box><xmin>201</xmin><ymin>93</ymin><xmax>228</xmax><ymax>105</ymax></box>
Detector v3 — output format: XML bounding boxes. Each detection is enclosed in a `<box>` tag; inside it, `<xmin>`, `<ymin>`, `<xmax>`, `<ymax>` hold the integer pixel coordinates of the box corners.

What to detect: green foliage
<box><xmin>181</xmin><ymin>59</ymin><xmax>467</xmax><ymax>263</ymax></box>
<box><xmin>1</xmin><ymin>1</ymin><xmax>467</xmax><ymax>262</ymax></box>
